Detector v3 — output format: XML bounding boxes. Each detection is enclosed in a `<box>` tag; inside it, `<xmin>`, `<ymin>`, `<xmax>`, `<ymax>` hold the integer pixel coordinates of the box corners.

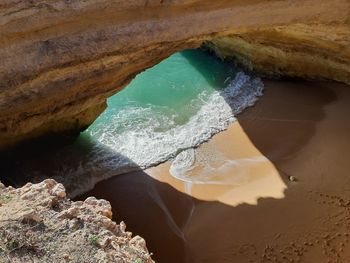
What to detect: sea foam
<box><xmin>92</xmin><ymin>72</ymin><xmax>263</xmax><ymax>168</ymax></box>
<box><xmin>28</xmin><ymin>72</ymin><xmax>263</xmax><ymax>197</ymax></box>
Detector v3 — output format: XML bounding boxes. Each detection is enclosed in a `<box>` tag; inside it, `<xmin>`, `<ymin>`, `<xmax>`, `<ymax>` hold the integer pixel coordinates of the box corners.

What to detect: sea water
<box><xmin>85</xmin><ymin>50</ymin><xmax>263</xmax><ymax>167</ymax></box>
<box><xmin>9</xmin><ymin>49</ymin><xmax>263</xmax><ymax>196</ymax></box>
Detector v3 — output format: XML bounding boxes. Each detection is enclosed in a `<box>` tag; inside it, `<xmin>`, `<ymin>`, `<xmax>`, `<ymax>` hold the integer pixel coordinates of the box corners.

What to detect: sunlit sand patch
<box><xmin>146</xmin><ymin>121</ymin><xmax>287</xmax><ymax>206</ymax></box>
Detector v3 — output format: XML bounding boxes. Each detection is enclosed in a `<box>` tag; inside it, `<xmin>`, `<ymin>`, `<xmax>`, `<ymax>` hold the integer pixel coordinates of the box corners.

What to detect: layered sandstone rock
<box><xmin>208</xmin><ymin>24</ymin><xmax>350</xmax><ymax>83</ymax></box>
<box><xmin>0</xmin><ymin>0</ymin><xmax>349</xmax><ymax>149</ymax></box>
<box><xmin>0</xmin><ymin>179</ymin><xmax>154</xmax><ymax>262</ymax></box>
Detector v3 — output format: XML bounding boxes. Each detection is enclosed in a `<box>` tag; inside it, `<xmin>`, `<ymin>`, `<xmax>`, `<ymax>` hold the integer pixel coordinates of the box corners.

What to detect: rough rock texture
<box><xmin>0</xmin><ymin>0</ymin><xmax>349</xmax><ymax>149</ymax></box>
<box><xmin>0</xmin><ymin>179</ymin><xmax>154</xmax><ymax>262</ymax></box>
<box><xmin>208</xmin><ymin>24</ymin><xmax>350</xmax><ymax>83</ymax></box>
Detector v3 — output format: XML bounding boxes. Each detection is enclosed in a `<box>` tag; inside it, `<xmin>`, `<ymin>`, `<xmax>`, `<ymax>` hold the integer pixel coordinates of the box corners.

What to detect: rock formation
<box><xmin>207</xmin><ymin>24</ymin><xmax>350</xmax><ymax>83</ymax></box>
<box><xmin>0</xmin><ymin>0</ymin><xmax>349</xmax><ymax>149</ymax></box>
<box><xmin>0</xmin><ymin>179</ymin><xmax>154</xmax><ymax>262</ymax></box>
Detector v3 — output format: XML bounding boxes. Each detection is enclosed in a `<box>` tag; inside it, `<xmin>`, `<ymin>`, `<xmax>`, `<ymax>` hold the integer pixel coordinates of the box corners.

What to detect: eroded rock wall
<box><xmin>0</xmin><ymin>0</ymin><xmax>349</xmax><ymax>149</ymax></box>
<box><xmin>208</xmin><ymin>24</ymin><xmax>350</xmax><ymax>83</ymax></box>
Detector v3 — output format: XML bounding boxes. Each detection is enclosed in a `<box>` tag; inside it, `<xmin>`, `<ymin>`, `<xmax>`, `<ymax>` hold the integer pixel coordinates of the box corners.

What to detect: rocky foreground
<box><xmin>0</xmin><ymin>179</ymin><xmax>154</xmax><ymax>263</ymax></box>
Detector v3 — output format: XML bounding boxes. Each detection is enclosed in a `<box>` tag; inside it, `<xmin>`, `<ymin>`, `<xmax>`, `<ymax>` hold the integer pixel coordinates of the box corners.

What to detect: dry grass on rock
<box><xmin>0</xmin><ymin>180</ymin><xmax>153</xmax><ymax>263</ymax></box>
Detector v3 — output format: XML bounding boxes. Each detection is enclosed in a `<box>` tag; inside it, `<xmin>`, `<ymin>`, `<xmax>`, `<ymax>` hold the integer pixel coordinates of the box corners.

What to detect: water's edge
<box><xmin>1</xmin><ymin>49</ymin><xmax>263</xmax><ymax>198</ymax></box>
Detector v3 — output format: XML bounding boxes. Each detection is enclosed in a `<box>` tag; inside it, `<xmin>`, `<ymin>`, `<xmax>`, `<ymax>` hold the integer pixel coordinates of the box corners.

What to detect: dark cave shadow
<box><xmin>0</xmin><ymin>133</ymin><xmax>143</xmax><ymax>196</ymax></box>
<box><xmin>180</xmin><ymin>49</ymin><xmax>239</xmax><ymax>90</ymax></box>
<box><xmin>235</xmin><ymin>79</ymin><xmax>338</xmax><ymax>180</ymax></box>
<box><xmin>77</xmin><ymin>170</ymin><xmax>197</xmax><ymax>263</ymax></box>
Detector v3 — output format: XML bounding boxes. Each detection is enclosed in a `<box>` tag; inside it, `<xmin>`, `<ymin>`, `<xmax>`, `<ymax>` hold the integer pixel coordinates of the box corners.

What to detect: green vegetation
<box><xmin>88</xmin><ymin>235</ymin><xmax>99</xmax><ymax>247</ymax></box>
<box><xmin>6</xmin><ymin>240</ymin><xmax>19</xmax><ymax>251</ymax></box>
<box><xmin>0</xmin><ymin>195</ymin><xmax>12</xmax><ymax>204</ymax></box>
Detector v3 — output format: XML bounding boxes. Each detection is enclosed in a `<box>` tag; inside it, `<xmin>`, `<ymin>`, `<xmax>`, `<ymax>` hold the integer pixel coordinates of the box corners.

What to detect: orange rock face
<box><xmin>0</xmin><ymin>0</ymin><xmax>349</xmax><ymax>149</ymax></box>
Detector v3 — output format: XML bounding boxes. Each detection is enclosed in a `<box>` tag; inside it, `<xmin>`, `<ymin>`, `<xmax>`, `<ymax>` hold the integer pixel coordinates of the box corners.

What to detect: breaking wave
<box><xmin>22</xmin><ymin>50</ymin><xmax>264</xmax><ymax>197</ymax></box>
<box><xmin>90</xmin><ymin>72</ymin><xmax>263</xmax><ymax>169</ymax></box>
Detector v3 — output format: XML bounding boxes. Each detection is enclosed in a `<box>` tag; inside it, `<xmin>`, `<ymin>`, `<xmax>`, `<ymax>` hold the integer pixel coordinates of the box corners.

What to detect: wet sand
<box><xmin>79</xmin><ymin>79</ymin><xmax>350</xmax><ymax>262</ymax></box>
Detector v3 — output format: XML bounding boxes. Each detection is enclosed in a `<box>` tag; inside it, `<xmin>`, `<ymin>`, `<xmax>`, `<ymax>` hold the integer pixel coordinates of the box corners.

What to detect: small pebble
<box><xmin>289</xmin><ymin>176</ymin><xmax>297</xmax><ymax>182</ymax></box>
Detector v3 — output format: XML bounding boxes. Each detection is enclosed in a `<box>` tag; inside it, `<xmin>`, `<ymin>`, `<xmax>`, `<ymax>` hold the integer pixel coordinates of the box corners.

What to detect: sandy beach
<box><xmin>80</xmin><ymin>79</ymin><xmax>350</xmax><ymax>263</ymax></box>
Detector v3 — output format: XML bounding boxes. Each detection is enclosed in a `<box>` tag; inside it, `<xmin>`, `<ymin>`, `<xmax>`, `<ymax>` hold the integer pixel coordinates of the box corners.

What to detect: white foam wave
<box><xmin>92</xmin><ymin>72</ymin><xmax>263</xmax><ymax>168</ymax></box>
<box><xmin>28</xmin><ymin>72</ymin><xmax>263</xmax><ymax>197</ymax></box>
<box><xmin>170</xmin><ymin>149</ymin><xmax>271</xmax><ymax>185</ymax></box>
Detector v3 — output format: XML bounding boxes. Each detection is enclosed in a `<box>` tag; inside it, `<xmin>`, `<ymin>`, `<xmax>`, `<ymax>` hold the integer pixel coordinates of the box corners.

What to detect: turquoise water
<box><xmin>83</xmin><ymin>49</ymin><xmax>264</xmax><ymax>172</ymax></box>
<box><xmin>87</xmin><ymin>50</ymin><xmax>236</xmax><ymax>135</ymax></box>
<box><xmin>12</xmin><ymin>49</ymin><xmax>263</xmax><ymax>196</ymax></box>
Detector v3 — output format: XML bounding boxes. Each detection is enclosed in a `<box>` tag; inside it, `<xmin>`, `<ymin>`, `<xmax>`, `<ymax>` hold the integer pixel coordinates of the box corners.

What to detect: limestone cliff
<box><xmin>0</xmin><ymin>179</ymin><xmax>154</xmax><ymax>262</ymax></box>
<box><xmin>0</xmin><ymin>0</ymin><xmax>349</xmax><ymax>149</ymax></box>
<box><xmin>208</xmin><ymin>24</ymin><xmax>350</xmax><ymax>83</ymax></box>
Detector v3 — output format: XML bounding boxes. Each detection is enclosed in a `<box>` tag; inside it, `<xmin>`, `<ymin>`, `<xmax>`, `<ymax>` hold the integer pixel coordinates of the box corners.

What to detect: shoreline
<box><xmin>81</xmin><ymin>79</ymin><xmax>350</xmax><ymax>262</ymax></box>
<box><xmin>146</xmin><ymin>119</ymin><xmax>287</xmax><ymax>207</ymax></box>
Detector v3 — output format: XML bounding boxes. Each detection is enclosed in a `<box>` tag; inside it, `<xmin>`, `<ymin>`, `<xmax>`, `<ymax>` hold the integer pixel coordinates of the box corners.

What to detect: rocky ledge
<box><xmin>207</xmin><ymin>23</ymin><xmax>350</xmax><ymax>83</ymax></box>
<box><xmin>0</xmin><ymin>0</ymin><xmax>349</xmax><ymax>149</ymax></box>
<box><xmin>0</xmin><ymin>179</ymin><xmax>154</xmax><ymax>262</ymax></box>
